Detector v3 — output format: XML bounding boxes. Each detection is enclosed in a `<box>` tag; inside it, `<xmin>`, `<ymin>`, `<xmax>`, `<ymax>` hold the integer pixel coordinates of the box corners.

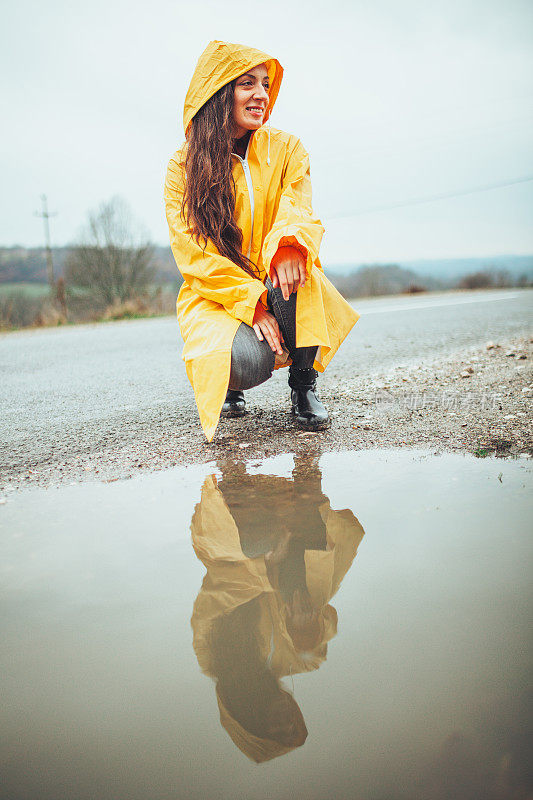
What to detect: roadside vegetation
<box><xmin>1</xmin><ymin>197</ymin><xmax>182</xmax><ymax>330</ymax></box>
<box><xmin>1</xmin><ymin>197</ymin><xmax>532</xmax><ymax>331</ymax></box>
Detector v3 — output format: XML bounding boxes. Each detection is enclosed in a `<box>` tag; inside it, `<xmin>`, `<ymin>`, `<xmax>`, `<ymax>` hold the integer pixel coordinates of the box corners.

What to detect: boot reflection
<box><xmin>190</xmin><ymin>454</ymin><xmax>365</xmax><ymax>763</ymax></box>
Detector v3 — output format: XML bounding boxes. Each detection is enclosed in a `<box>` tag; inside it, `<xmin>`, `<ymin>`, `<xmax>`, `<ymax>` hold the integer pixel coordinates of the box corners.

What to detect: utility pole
<box><xmin>35</xmin><ymin>194</ymin><xmax>57</xmax><ymax>289</ymax></box>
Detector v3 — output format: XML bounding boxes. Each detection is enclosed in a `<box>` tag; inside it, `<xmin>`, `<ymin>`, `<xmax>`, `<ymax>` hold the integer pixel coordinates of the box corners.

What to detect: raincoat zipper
<box><xmin>231</xmin><ymin>139</ymin><xmax>254</xmax><ymax>259</ymax></box>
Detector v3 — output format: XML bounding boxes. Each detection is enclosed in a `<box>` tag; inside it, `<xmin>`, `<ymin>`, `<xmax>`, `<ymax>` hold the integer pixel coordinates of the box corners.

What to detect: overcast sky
<box><xmin>2</xmin><ymin>0</ymin><xmax>532</xmax><ymax>263</ymax></box>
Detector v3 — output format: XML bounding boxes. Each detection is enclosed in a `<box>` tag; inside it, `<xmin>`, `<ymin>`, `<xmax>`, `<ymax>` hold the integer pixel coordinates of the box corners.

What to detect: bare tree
<box><xmin>66</xmin><ymin>196</ymin><xmax>155</xmax><ymax>305</ymax></box>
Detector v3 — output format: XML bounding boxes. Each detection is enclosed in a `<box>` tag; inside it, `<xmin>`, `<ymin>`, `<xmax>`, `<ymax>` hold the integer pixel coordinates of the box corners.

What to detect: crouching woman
<box><xmin>164</xmin><ymin>40</ymin><xmax>359</xmax><ymax>442</ymax></box>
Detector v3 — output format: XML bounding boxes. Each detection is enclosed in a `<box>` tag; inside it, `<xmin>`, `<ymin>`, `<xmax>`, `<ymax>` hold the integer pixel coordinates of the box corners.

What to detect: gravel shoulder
<box><xmin>1</xmin><ymin>331</ymin><xmax>531</xmax><ymax>494</ymax></box>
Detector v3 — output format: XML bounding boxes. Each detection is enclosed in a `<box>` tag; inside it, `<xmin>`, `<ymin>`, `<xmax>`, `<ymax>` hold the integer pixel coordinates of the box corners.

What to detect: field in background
<box><xmin>0</xmin><ymin>283</ymin><xmax>52</xmax><ymax>297</ymax></box>
<box><xmin>0</xmin><ymin>282</ymin><xmax>180</xmax><ymax>297</ymax></box>
<box><xmin>0</xmin><ymin>282</ymin><xmax>180</xmax><ymax>330</ymax></box>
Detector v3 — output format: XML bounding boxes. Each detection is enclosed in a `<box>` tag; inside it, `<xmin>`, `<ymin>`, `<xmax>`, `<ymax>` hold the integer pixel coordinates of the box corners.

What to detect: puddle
<box><xmin>1</xmin><ymin>449</ymin><xmax>531</xmax><ymax>800</ymax></box>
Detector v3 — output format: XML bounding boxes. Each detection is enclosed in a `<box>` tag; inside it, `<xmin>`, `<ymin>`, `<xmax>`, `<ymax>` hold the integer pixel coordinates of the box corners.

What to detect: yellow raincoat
<box><xmin>190</xmin><ymin>469</ymin><xmax>365</xmax><ymax>762</ymax></box>
<box><xmin>164</xmin><ymin>41</ymin><xmax>360</xmax><ymax>441</ymax></box>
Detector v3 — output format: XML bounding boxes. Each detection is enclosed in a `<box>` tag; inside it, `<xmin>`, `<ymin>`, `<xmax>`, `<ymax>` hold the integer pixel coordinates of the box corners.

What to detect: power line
<box><xmin>324</xmin><ymin>174</ymin><xmax>533</xmax><ymax>221</ymax></box>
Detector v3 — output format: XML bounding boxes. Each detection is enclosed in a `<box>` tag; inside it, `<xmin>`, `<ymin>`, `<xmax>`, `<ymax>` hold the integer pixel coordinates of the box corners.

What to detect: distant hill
<box><xmin>0</xmin><ymin>245</ymin><xmax>181</xmax><ymax>286</ymax></box>
<box><xmin>0</xmin><ymin>246</ymin><xmax>69</xmax><ymax>284</ymax></box>
<box><xmin>328</xmin><ymin>264</ymin><xmax>445</xmax><ymax>296</ymax></box>
<box><xmin>328</xmin><ymin>254</ymin><xmax>533</xmax><ymax>281</ymax></box>
<box><xmin>1</xmin><ymin>246</ymin><xmax>531</xmax><ymax>289</ymax></box>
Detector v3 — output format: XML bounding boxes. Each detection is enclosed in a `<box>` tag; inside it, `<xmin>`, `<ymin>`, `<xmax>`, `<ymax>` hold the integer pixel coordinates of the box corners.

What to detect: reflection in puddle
<box><xmin>1</xmin><ymin>449</ymin><xmax>531</xmax><ymax>800</ymax></box>
<box><xmin>191</xmin><ymin>455</ymin><xmax>364</xmax><ymax>762</ymax></box>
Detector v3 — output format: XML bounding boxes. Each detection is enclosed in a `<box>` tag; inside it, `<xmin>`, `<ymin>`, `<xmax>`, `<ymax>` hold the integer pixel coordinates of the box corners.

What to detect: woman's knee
<box><xmin>229</xmin><ymin>323</ymin><xmax>275</xmax><ymax>391</ymax></box>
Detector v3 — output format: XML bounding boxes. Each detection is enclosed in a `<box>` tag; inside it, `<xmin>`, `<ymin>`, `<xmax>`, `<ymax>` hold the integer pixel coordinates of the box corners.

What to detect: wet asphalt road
<box><xmin>1</xmin><ymin>288</ymin><xmax>531</xmax><ymax>476</ymax></box>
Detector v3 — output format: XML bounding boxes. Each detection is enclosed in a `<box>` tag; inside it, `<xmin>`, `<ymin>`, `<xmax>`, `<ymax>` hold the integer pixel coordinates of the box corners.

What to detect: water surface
<box><xmin>1</xmin><ymin>449</ymin><xmax>531</xmax><ymax>799</ymax></box>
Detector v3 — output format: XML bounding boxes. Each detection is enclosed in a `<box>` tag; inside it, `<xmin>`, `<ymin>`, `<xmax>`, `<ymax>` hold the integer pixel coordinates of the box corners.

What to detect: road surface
<box><xmin>1</xmin><ymin>288</ymin><xmax>531</xmax><ymax>486</ymax></box>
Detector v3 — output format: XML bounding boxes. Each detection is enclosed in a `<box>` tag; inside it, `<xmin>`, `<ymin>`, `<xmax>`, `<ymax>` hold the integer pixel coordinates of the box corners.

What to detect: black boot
<box><xmin>221</xmin><ymin>389</ymin><xmax>246</xmax><ymax>417</ymax></box>
<box><xmin>288</xmin><ymin>367</ymin><xmax>329</xmax><ymax>429</ymax></box>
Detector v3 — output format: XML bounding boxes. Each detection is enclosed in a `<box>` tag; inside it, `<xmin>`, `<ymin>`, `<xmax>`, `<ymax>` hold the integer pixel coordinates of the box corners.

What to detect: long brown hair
<box><xmin>182</xmin><ymin>81</ymin><xmax>259</xmax><ymax>278</ymax></box>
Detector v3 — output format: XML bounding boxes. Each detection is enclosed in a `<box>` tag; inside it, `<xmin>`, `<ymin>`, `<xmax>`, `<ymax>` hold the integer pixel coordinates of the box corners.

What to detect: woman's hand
<box><xmin>252</xmin><ymin>303</ymin><xmax>284</xmax><ymax>355</ymax></box>
<box><xmin>270</xmin><ymin>245</ymin><xmax>306</xmax><ymax>301</ymax></box>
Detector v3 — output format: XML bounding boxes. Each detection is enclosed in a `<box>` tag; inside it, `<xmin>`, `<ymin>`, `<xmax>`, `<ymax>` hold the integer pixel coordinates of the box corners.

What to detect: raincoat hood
<box><xmin>183</xmin><ymin>40</ymin><xmax>284</xmax><ymax>135</ymax></box>
<box><xmin>215</xmin><ymin>684</ymin><xmax>305</xmax><ymax>763</ymax></box>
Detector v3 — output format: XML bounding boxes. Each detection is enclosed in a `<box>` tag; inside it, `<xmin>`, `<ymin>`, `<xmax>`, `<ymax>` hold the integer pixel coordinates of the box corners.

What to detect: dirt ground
<box><xmin>210</xmin><ymin>332</ymin><xmax>533</xmax><ymax>458</ymax></box>
<box><xmin>333</xmin><ymin>333</ymin><xmax>532</xmax><ymax>455</ymax></box>
<box><xmin>1</xmin><ymin>332</ymin><xmax>531</xmax><ymax>494</ymax></box>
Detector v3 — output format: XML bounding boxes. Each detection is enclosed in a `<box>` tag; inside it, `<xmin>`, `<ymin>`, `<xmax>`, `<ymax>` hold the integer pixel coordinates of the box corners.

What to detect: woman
<box><xmin>164</xmin><ymin>40</ymin><xmax>360</xmax><ymax>442</ymax></box>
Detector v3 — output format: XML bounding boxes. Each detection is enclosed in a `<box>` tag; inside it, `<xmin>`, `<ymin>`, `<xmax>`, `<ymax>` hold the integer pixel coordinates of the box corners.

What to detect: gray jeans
<box><xmin>228</xmin><ymin>277</ymin><xmax>318</xmax><ymax>391</ymax></box>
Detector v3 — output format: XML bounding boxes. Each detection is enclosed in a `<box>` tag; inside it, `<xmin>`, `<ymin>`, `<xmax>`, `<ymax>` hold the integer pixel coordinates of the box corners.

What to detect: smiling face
<box><xmin>232</xmin><ymin>63</ymin><xmax>270</xmax><ymax>139</ymax></box>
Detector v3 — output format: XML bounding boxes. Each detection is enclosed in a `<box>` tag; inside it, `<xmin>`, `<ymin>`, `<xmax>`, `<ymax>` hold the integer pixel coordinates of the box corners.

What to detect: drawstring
<box><xmin>267</xmin><ymin>115</ymin><xmax>271</xmax><ymax>166</ymax></box>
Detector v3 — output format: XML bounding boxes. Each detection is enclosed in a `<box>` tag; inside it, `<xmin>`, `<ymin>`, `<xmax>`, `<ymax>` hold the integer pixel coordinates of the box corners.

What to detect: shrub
<box><xmin>0</xmin><ymin>291</ymin><xmax>43</xmax><ymax>328</ymax></box>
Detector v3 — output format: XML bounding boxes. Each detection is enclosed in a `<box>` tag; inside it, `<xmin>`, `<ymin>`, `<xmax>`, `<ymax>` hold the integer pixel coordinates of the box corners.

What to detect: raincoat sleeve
<box><xmin>261</xmin><ymin>137</ymin><xmax>325</xmax><ymax>279</ymax></box>
<box><xmin>164</xmin><ymin>154</ymin><xmax>268</xmax><ymax>327</ymax></box>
